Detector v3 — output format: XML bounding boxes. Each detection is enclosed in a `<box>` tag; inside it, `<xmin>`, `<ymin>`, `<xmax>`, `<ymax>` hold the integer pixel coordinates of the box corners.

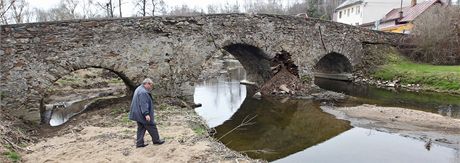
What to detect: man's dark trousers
<box><xmin>136</xmin><ymin>122</ymin><xmax>160</xmax><ymax>146</ymax></box>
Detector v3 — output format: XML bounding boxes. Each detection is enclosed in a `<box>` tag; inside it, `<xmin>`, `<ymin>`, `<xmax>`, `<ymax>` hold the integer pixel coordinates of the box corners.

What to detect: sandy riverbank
<box><xmin>19</xmin><ymin>98</ymin><xmax>261</xmax><ymax>163</ymax></box>
<box><xmin>321</xmin><ymin>104</ymin><xmax>460</xmax><ymax>150</ymax></box>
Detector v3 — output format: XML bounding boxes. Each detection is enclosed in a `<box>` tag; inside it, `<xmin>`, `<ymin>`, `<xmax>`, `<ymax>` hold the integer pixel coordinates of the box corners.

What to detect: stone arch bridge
<box><xmin>0</xmin><ymin>14</ymin><xmax>403</xmax><ymax>122</ymax></box>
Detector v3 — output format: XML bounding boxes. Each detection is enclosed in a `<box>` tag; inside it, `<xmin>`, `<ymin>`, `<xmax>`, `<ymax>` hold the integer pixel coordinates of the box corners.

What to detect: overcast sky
<box><xmin>26</xmin><ymin>0</ymin><xmax>296</xmax><ymax>17</ymax></box>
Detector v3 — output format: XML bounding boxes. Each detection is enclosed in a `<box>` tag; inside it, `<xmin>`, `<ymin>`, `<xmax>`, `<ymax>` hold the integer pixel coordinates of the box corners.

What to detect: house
<box><xmin>377</xmin><ymin>0</ymin><xmax>446</xmax><ymax>33</ymax></box>
<box><xmin>333</xmin><ymin>0</ymin><xmax>411</xmax><ymax>26</ymax></box>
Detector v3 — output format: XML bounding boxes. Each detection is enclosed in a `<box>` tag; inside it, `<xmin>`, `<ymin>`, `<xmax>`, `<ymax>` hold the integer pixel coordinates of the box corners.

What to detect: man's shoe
<box><xmin>153</xmin><ymin>140</ymin><xmax>165</xmax><ymax>145</ymax></box>
<box><xmin>136</xmin><ymin>144</ymin><xmax>149</xmax><ymax>148</ymax></box>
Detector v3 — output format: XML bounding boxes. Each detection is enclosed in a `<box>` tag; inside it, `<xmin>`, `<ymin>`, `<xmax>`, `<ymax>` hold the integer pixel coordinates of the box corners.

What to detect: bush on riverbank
<box><xmin>409</xmin><ymin>6</ymin><xmax>460</xmax><ymax>65</ymax></box>
<box><xmin>371</xmin><ymin>54</ymin><xmax>460</xmax><ymax>93</ymax></box>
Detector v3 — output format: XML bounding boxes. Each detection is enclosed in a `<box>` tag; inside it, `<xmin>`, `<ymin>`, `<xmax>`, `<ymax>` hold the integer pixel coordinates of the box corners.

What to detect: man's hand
<box><xmin>145</xmin><ymin>115</ymin><xmax>151</xmax><ymax>122</ymax></box>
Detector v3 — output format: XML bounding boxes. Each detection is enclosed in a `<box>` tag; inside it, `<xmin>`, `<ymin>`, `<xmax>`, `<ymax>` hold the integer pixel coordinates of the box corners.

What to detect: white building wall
<box><xmin>335</xmin><ymin>0</ymin><xmax>414</xmax><ymax>26</ymax></box>
<box><xmin>336</xmin><ymin>4</ymin><xmax>363</xmax><ymax>25</ymax></box>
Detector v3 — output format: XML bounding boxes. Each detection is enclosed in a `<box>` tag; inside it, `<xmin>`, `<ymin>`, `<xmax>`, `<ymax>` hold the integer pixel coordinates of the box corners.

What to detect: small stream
<box><xmin>44</xmin><ymin>90</ymin><xmax>124</xmax><ymax>126</ymax></box>
<box><xmin>193</xmin><ymin>67</ymin><xmax>460</xmax><ymax>162</ymax></box>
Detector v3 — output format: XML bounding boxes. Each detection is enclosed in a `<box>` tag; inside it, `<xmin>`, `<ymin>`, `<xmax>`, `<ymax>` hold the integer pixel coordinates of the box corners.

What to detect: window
<box><xmin>351</xmin><ymin>8</ymin><xmax>354</xmax><ymax>14</ymax></box>
<box><xmin>347</xmin><ymin>9</ymin><xmax>350</xmax><ymax>16</ymax></box>
<box><xmin>357</xmin><ymin>7</ymin><xmax>360</xmax><ymax>14</ymax></box>
<box><xmin>339</xmin><ymin>11</ymin><xmax>342</xmax><ymax>18</ymax></box>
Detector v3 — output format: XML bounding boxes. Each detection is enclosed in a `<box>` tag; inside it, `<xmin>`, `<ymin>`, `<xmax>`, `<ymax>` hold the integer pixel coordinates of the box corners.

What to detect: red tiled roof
<box><xmin>381</xmin><ymin>0</ymin><xmax>445</xmax><ymax>23</ymax></box>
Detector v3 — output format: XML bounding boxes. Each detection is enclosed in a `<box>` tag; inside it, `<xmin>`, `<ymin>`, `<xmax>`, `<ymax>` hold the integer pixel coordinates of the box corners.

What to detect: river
<box><xmin>193</xmin><ymin>66</ymin><xmax>460</xmax><ymax>162</ymax></box>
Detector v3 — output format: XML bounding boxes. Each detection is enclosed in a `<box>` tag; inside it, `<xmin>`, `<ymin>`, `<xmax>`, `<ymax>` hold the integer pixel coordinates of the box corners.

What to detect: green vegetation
<box><xmin>372</xmin><ymin>54</ymin><xmax>460</xmax><ymax>92</ymax></box>
<box><xmin>191</xmin><ymin>123</ymin><xmax>207</xmax><ymax>136</ymax></box>
<box><xmin>119</xmin><ymin>113</ymin><xmax>132</xmax><ymax>125</ymax></box>
<box><xmin>108</xmin><ymin>78</ymin><xmax>123</xmax><ymax>84</ymax></box>
<box><xmin>111</xmin><ymin>107</ymin><xmax>127</xmax><ymax>116</ymax></box>
<box><xmin>301</xmin><ymin>75</ymin><xmax>312</xmax><ymax>83</ymax></box>
<box><xmin>56</xmin><ymin>76</ymin><xmax>82</xmax><ymax>86</ymax></box>
<box><xmin>0</xmin><ymin>91</ymin><xmax>4</xmax><ymax>100</ymax></box>
<box><xmin>158</xmin><ymin>103</ymin><xmax>175</xmax><ymax>110</ymax></box>
<box><xmin>3</xmin><ymin>150</ymin><xmax>21</xmax><ymax>162</ymax></box>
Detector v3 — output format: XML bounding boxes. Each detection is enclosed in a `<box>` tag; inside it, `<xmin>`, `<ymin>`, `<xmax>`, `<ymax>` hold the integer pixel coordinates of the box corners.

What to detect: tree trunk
<box><xmin>118</xmin><ymin>0</ymin><xmax>122</xmax><ymax>17</ymax></box>
<box><xmin>142</xmin><ymin>0</ymin><xmax>146</xmax><ymax>16</ymax></box>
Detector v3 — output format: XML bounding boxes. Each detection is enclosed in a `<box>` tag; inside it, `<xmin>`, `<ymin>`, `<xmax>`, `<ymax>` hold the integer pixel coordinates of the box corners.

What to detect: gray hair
<box><xmin>142</xmin><ymin>78</ymin><xmax>153</xmax><ymax>84</ymax></box>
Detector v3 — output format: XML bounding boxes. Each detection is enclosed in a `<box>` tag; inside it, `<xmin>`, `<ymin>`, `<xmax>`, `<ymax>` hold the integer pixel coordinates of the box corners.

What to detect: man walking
<box><xmin>129</xmin><ymin>78</ymin><xmax>164</xmax><ymax>148</ymax></box>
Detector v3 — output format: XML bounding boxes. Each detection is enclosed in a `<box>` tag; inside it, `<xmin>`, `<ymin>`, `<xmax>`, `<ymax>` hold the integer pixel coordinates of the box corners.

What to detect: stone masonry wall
<box><xmin>0</xmin><ymin>13</ymin><xmax>404</xmax><ymax>122</ymax></box>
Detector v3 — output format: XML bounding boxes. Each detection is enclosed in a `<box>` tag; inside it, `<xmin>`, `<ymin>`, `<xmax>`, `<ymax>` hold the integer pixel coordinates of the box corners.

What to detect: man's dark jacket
<box><xmin>129</xmin><ymin>85</ymin><xmax>155</xmax><ymax>125</ymax></box>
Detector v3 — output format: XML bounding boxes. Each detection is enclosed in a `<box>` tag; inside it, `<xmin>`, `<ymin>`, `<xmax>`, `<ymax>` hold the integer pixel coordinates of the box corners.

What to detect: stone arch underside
<box><xmin>223</xmin><ymin>43</ymin><xmax>273</xmax><ymax>85</ymax></box>
<box><xmin>313</xmin><ymin>52</ymin><xmax>353</xmax><ymax>81</ymax></box>
<box><xmin>38</xmin><ymin>66</ymin><xmax>133</xmax><ymax>124</ymax></box>
<box><xmin>314</xmin><ymin>52</ymin><xmax>353</xmax><ymax>74</ymax></box>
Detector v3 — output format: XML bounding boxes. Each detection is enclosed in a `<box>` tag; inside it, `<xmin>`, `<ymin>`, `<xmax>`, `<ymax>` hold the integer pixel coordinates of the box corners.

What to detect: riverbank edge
<box><xmin>355</xmin><ymin>51</ymin><xmax>460</xmax><ymax>95</ymax></box>
<box><xmin>1</xmin><ymin>97</ymin><xmax>264</xmax><ymax>163</ymax></box>
<box><xmin>353</xmin><ymin>76</ymin><xmax>460</xmax><ymax>96</ymax></box>
<box><xmin>320</xmin><ymin>104</ymin><xmax>460</xmax><ymax>150</ymax></box>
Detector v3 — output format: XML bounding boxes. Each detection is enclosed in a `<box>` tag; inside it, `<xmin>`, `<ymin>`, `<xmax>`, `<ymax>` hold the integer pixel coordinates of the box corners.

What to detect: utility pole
<box><xmin>399</xmin><ymin>0</ymin><xmax>403</xmax><ymax>21</ymax></box>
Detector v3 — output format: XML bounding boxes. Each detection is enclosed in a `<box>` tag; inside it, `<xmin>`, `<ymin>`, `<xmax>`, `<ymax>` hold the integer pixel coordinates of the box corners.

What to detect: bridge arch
<box><xmin>222</xmin><ymin>43</ymin><xmax>272</xmax><ymax>85</ymax></box>
<box><xmin>39</xmin><ymin>66</ymin><xmax>133</xmax><ymax>125</ymax></box>
<box><xmin>314</xmin><ymin>52</ymin><xmax>353</xmax><ymax>74</ymax></box>
<box><xmin>313</xmin><ymin>52</ymin><xmax>353</xmax><ymax>81</ymax></box>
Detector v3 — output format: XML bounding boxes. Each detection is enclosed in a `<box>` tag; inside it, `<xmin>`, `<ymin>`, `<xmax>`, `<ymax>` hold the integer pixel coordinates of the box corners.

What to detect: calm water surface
<box><xmin>193</xmin><ymin>72</ymin><xmax>460</xmax><ymax>162</ymax></box>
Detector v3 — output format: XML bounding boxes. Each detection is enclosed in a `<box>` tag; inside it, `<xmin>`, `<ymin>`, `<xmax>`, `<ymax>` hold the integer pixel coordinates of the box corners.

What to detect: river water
<box><xmin>193</xmin><ymin>66</ymin><xmax>460</xmax><ymax>162</ymax></box>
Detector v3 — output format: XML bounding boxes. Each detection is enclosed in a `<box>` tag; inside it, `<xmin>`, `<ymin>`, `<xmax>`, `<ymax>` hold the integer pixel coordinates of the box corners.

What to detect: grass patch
<box><xmin>118</xmin><ymin>113</ymin><xmax>132</xmax><ymax>126</ymax></box>
<box><xmin>3</xmin><ymin>150</ymin><xmax>20</xmax><ymax>162</ymax></box>
<box><xmin>191</xmin><ymin>123</ymin><xmax>207</xmax><ymax>136</ymax></box>
<box><xmin>372</xmin><ymin>55</ymin><xmax>460</xmax><ymax>92</ymax></box>
<box><xmin>111</xmin><ymin>107</ymin><xmax>127</xmax><ymax>116</ymax></box>
<box><xmin>0</xmin><ymin>91</ymin><xmax>4</xmax><ymax>100</ymax></box>
<box><xmin>108</xmin><ymin>78</ymin><xmax>123</xmax><ymax>84</ymax></box>
<box><xmin>301</xmin><ymin>75</ymin><xmax>312</xmax><ymax>83</ymax></box>
<box><xmin>157</xmin><ymin>103</ymin><xmax>176</xmax><ymax>111</ymax></box>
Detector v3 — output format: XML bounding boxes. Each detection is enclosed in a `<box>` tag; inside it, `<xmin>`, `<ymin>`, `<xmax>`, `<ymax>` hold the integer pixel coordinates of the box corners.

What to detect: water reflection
<box><xmin>275</xmin><ymin>127</ymin><xmax>459</xmax><ymax>163</ymax></box>
<box><xmin>48</xmin><ymin>99</ymin><xmax>92</xmax><ymax>126</ymax></box>
<box><xmin>46</xmin><ymin>94</ymin><xmax>122</xmax><ymax>126</ymax></box>
<box><xmin>214</xmin><ymin>97</ymin><xmax>352</xmax><ymax>161</ymax></box>
<box><xmin>315</xmin><ymin>78</ymin><xmax>460</xmax><ymax>118</ymax></box>
<box><xmin>194</xmin><ymin>78</ymin><xmax>246</xmax><ymax>128</ymax></box>
<box><xmin>194</xmin><ymin>59</ymin><xmax>460</xmax><ymax>162</ymax></box>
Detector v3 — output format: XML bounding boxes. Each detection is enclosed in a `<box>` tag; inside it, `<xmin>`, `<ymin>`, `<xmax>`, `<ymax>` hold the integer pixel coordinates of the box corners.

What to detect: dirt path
<box><xmin>322</xmin><ymin>104</ymin><xmax>460</xmax><ymax>150</ymax></box>
<box><xmin>21</xmin><ymin>98</ymin><xmax>260</xmax><ymax>163</ymax></box>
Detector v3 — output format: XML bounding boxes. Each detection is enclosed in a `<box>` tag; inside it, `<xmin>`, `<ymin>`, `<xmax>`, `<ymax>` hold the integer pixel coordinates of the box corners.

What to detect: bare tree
<box><xmin>82</xmin><ymin>0</ymin><xmax>101</xmax><ymax>18</ymax></box>
<box><xmin>10</xmin><ymin>0</ymin><xmax>27</xmax><ymax>23</ymax></box>
<box><xmin>1</xmin><ymin>0</ymin><xmax>13</xmax><ymax>24</ymax></box>
<box><xmin>168</xmin><ymin>5</ymin><xmax>201</xmax><ymax>16</ymax></box>
<box><xmin>207</xmin><ymin>4</ymin><xmax>219</xmax><ymax>14</ymax></box>
<box><xmin>48</xmin><ymin>3</ymin><xmax>73</xmax><ymax>21</ymax></box>
<box><xmin>151</xmin><ymin>0</ymin><xmax>165</xmax><ymax>16</ymax></box>
<box><xmin>134</xmin><ymin>0</ymin><xmax>147</xmax><ymax>16</ymax></box>
<box><xmin>33</xmin><ymin>8</ymin><xmax>49</xmax><ymax>22</ymax></box>
<box><xmin>97</xmin><ymin>0</ymin><xmax>114</xmax><ymax>17</ymax></box>
<box><xmin>118</xmin><ymin>0</ymin><xmax>122</xmax><ymax>17</ymax></box>
<box><xmin>244</xmin><ymin>0</ymin><xmax>285</xmax><ymax>14</ymax></box>
<box><xmin>220</xmin><ymin>1</ymin><xmax>240</xmax><ymax>13</ymax></box>
<box><xmin>286</xmin><ymin>0</ymin><xmax>307</xmax><ymax>15</ymax></box>
<box><xmin>1</xmin><ymin>0</ymin><xmax>15</xmax><ymax>21</ymax></box>
<box><xmin>411</xmin><ymin>6</ymin><xmax>460</xmax><ymax>64</ymax></box>
<box><xmin>62</xmin><ymin>0</ymin><xmax>79</xmax><ymax>19</ymax></box>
